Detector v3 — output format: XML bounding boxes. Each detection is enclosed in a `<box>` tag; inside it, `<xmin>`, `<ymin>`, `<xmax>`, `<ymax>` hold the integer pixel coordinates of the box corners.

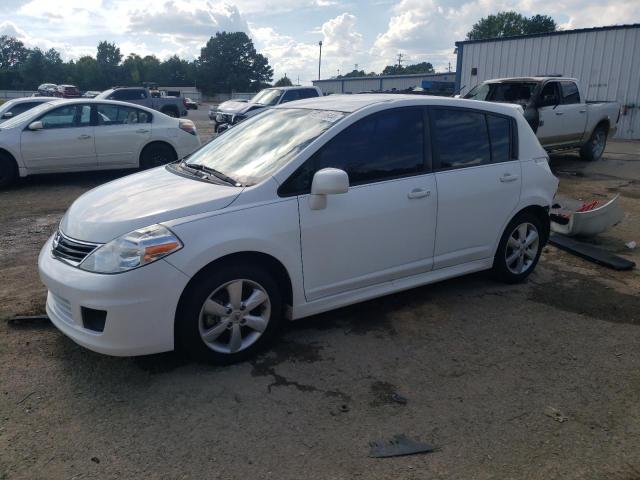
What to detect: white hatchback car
<box><xmin>39</xmin><ymin>94</ymin><xmax>558</xmax><ymax>364</ymax></box>
<box><xmin>0</xmin><ymin>99</ymin><xmax>200</xmax><ymax>187</ymax></box>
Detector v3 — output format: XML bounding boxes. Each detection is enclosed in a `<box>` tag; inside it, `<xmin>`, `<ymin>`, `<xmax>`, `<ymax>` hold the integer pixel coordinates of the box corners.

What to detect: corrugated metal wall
<box><xmin>314</xmin><ymin>73</ymin><xmax>456</xmax><ymax>95</ymax></box>
<box><xmin>458</xmin><ymin>26</ymin><xmax>640</xmax><ymax>139</ymax></box>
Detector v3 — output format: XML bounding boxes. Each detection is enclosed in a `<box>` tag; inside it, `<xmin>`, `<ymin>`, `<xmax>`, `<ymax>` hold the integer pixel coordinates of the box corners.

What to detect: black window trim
<box><xmin>277</xmin><ymin>106</ymin><xmax>432</xmax><ymax>197</ymax></box>
<box><xmin>428</xmin><ymin>105</ymin><xmax>518</xmax><ymax>173</ymax></box>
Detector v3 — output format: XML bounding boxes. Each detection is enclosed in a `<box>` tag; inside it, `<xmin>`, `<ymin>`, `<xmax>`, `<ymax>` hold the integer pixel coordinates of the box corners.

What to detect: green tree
<box><xmin>381</xmin><ymin>62</ymin><xmax>434</xmax><ymax>76</ymax></box>
<box><xmin>73</xmin><ymin>56</ymin><xmax>100</xmax><ymax>90</ymax></box>
<box><xmin>20</xmin><ymin>48</ymin><xmax>46</xmax><ymax>89</ymax></box>
<box><xmin>161</xmin><ymin>55</ymin><xmax>195</xmax><ymax>86</ymax></box>
<box><xmin>0</xmin><ymin>35</ymin><xmax>28</xmax><ymax>70</ymax></box>
<box><xmin>96</xmin><ymin>40</ymin><xmax>122</xmax><ymax>88</ymax></box>
<box><xmin>466</xmin><ymin>11</ymin><xmax>557</xmax><ymax>40</ymax></box>
<box><xmin>197</xmin><ymin>32</ymin><xmax>273</xmax><ymax>95</ymax></box>
<box><xmin>274</xmin><ymin>75</ymin><xmax>292</xmax><ymax>87</ymax></box>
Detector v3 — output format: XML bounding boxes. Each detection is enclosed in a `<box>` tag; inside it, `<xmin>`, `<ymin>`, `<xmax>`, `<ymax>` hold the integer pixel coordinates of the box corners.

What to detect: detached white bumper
<box><xmin>38</xmin><ymin>235</ymin><xmax>191</xmax><ymax>356</ymax></box>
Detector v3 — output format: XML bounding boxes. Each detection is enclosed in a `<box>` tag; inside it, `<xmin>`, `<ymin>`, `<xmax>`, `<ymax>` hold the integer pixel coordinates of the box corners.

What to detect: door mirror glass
<box><xmin>309</xmin><ymin>168</ymin><xmax>349</xmax><ymax>210</ymax></box>
<box><xmin>2</xmin><ymin>112</ymin><xmax>13</xmax><ymax>119</ymax></box>
<box><xmin>28</xmin><ymin>120</ymin><xmax>43</xmax><ymax>130</ymax></box>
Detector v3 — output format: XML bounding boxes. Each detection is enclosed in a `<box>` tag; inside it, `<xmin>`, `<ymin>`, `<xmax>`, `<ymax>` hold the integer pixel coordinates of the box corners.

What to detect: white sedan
<box><xmin>39</xmin><ymin>94</ymin><xmax>558</xmax><ymax>364</ymax></box>
<box><xmin>0</xmin><ymin>99</ymin><xmax>200</xmax><ymax>187</ymax></box>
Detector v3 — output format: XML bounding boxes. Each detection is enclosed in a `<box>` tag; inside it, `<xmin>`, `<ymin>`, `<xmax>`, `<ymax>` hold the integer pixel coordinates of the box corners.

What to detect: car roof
<box><xmin>269</xmin><ymin>86</ymin><xmax>318</xmax><ymax>91</ymax></box>
<box><xmin>274</xmin><ymin>93</ymin><xmax>525</xmax><ymax>116</ymax></box>
<box><xmin>483</xmin><ymin>76</ymin><xmax>578</xmax><ymax>83</ymax></box>
<box><xmin>6</xmin><ymin>96</ymin><xmax>57</xmax><ymax>104</ymax></box>
<box><xmin>44</xmin><ymin>98</ymin><xmax>157</xmax><ymax>112</ymax></box>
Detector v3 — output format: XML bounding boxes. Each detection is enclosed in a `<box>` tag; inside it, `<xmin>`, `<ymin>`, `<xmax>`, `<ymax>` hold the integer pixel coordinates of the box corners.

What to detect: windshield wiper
<box><xmin>181</xmin><ymin>161</ymin><xmax>242</xmax><ymax>186</ymax></box>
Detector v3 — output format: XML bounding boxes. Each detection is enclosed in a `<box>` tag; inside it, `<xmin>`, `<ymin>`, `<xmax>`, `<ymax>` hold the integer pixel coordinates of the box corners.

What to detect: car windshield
<box><xmin>251</xmin><ymin>89</ymin><xmax>283</xmax><ymax>106</ymax></box>
<box><xmin>465</xmin><ymin>82</ymin><xmax>538</xmax><ymax>105</ymax></box>
<box><xmin>0</xmin><ymin>102</ymin><xmax>52</xmax><ymax>128</ymax></box>
<box><xmin>182</xmin><ymin>108</ymin><xmax>345</xmax><ymax>186</ymax></box>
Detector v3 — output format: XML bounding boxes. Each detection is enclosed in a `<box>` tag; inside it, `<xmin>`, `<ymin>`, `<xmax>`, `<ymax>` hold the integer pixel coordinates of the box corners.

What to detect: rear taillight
<box><xmin>183</xmin><ymin>98</ymin><xmax>188</xmax><ymax>108</ymax></box>
<box><xmin>179</xmin><ymin>119</ymin><xmax>197</xmax><ymax>136</ymax></box>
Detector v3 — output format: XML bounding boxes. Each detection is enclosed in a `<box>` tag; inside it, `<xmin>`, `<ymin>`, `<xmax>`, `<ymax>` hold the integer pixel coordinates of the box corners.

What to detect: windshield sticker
<box><xmin>309</xmin><ymin>111</ymin><xmax>344</xmax><ymax>123</ymax></box>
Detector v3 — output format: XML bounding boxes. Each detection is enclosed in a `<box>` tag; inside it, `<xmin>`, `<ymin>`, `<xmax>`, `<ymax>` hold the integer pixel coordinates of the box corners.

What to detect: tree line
<box><xmin>0</xmin><ymin>32</ymin><xmax>273</xmax><ymax>95</ymax></box>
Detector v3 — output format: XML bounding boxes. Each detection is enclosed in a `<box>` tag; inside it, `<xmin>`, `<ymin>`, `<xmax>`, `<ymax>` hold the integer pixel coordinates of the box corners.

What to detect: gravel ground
<box><xmin>1</xmin><ymin>118</ymin><xmax>639</xmax><ymax>479</ymax></box>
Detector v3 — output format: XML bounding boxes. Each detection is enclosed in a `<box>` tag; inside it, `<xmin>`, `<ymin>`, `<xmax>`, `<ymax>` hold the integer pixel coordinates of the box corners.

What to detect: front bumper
<box><xmin>38</xmin><ymin>235</ymin><xmax>191</xmax><ymax>356</ymax></box>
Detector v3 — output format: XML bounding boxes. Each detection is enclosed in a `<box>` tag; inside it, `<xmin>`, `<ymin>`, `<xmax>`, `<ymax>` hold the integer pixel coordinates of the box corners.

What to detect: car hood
<box><xmin>216</xmin><ymin>100</ymin><xmax>255</xmax><ymax>114</ymax></box>
<box><xmin>60</xmin><ymin>167</ymin><xmax>243</xmax><ymax>243</ymax></box>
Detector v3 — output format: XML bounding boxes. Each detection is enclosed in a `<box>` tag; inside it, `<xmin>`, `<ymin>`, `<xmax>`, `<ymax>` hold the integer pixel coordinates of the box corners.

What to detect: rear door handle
<box><xmin>500</xmin><ymin>173</ymin><xmax>519</xmax><ymax>183</ymax></box>
<box><xmin>407</xmin><ymin>188</ymin><xmax>431</xmax><ymax>199</ymax></box>
<box><xmin>579</xmin><ymin>110</ymin><xmax>587</xmax><ymax>113</ymax></box>
<box><xmin>136</xmin><ymin>129</ymin><xmax>150</xmax><ymax>133</ymax></box>
<box><xmin>77</xmin><ymin>134</ymin><xmax>92</xmax><ymax>139</ymax></box>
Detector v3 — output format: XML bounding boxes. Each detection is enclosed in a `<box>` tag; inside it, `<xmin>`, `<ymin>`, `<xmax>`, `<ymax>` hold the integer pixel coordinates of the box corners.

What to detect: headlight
<box><xmin>79</xmin><ymin>224</ymin><xmax>182</xmax><ymax>274</ymax></box>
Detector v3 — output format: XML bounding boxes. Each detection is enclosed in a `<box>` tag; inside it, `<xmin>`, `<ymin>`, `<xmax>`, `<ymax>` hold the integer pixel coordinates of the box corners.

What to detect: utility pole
<box><xmin>354</xmin><ymin>63</ymin><xmax>358</xmax><ymax>71</ymax></box>
<box><xmin>297</xmin><ymin>75</ymin><xmax>299</xmax><ymax>85</ymax></box>
<box><xmin>397</xmin><ymin>53</ymin><xmax>404</xmax><ymax>69</ymax></box>
<box><xmin>448</xmin><ymin>61</ymin><xmax>451</xmax><ymax>72</ymax></box>
<box><xmin>318</xmin><ymin>41</ymin><xmax>323</xmax><ymax>80</ymax></box>
<box><xmin>337</xmin><ymin>69</ymin><xmax>340</xmax><ymax>77</ymax></box>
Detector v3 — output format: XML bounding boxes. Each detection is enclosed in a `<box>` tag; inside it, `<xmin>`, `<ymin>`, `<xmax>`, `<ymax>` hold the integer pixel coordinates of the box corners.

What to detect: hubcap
<box><xmin>198</xmin><ymin>279</ymin><xmax>271</xmax><ymax>354</ymax></box>
<box><xmin>592</xmin><ymin>130</ymin><xmax>606</xmax><ymax>159</ymax></box>
<box><xmin>505</xmin><ymin>222</ymin><xmax>539</xmax><ymax>275</ymax></box>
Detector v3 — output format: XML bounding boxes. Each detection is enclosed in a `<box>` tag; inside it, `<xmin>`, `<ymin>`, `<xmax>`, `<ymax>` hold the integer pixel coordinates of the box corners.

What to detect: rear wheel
<box><xmin>492</xmin><ymin>212</ymin><xmax>544</xmax><ymax>283</ymax></box>
<box><xmin>176</xmin><ymin>263</ymin><xmax>283</xmax><ymax>364</ymax></box>
<box><xmin>162</xmin><ymin>108</ymin><xmax>178</xmax><ymax>118</ymax></box>
<box><xmin>580</xmin><ymin>125</ymin><xmax>607</xmax><ymax>161</ymax></box>
<box><xmin>0</xmin><ymin>152</ymin><xmax>18</xmax><ymax>188</ymax></box>
<box><xmin>140</xmin><ymin>143</ymin><xmax>177</xmax><ymax>170</ymax></box>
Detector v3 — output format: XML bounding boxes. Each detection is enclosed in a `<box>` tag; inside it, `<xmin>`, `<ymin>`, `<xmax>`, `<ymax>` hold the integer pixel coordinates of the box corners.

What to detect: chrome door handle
<box><xmin>500</xmin><ymin>173</ymin><xmax>519</xmax><ymax>183</ymax></box>
<box><xmin>407</xmin><ymin>188</ymin><xmax>431</xmax><ymax>199</ymax></box>
<box><xmin>579</xmin><ymin>110</ymin><xmax>587</xmax><ymax>113</ymax></box>
<box><xmin>136</xmin><ymin>129</ymin><xmax>150</xmax><ymax>133</ymax></box>
<box><xmin>77</xmin><ymin>134</ymin><xmax>92</xmax><ymax>139</ymax></box>
<box><xmin>555</xmin><ymin>111</ymin><xmax>564</xmax><ymax>115</ymax></box>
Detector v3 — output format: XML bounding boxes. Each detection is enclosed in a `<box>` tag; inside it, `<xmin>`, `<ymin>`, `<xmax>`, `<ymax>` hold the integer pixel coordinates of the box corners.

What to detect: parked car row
<box><xmin>37</xmin><ymin>83</ymin><xmax>81</xmax><ymax>98</ymax></box>
<box><xmin>0</xmin><ymin>98</ymin><xmax>200</xmax><ymax>187</ymax></box>
<box><xmin>38</xmin><ymin>94</ymin><xmax>558</xmax><ymax>364</ymax></box>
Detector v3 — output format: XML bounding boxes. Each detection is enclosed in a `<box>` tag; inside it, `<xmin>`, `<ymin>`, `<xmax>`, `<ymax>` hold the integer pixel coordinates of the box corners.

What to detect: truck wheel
<box><xmin>579</xmin><ymin>125</ymin><xmax>607</xmax><ymax>161</ymax></box>
<box><xmin>0</xmin><ymin>152</ymin><xmax>18</xmax><ymax>188</ymax></box>
<box><xmin>162</xmin><ymin>108</ymin><xmax>178</xmax><ymax>118</ymax></box>
<box><xmin>176</xmin><ymin>263</ymin><xmax>283</xmax><ymax>365</ymax></box>
<box><xmin>492</xmin><ymin>212</ymin><xmax>544</xmax><ymax>284</ymax></box>
<box><xmin>140</xmin><ymin>143</ymin><xmax>177</xmax><ymax>169</ymax></box>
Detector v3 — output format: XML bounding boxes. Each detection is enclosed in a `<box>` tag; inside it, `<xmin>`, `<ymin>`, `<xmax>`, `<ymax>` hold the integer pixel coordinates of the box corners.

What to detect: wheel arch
<box><xmin>160</xmin><ymin>105</ymin><xmax>180</xmax><ymax>117</ymax></box>
<box><xmin>509</xmin><ymin>204</ymin><xmax>551</xmax><ymax>244</ymax></box>
<box><xmin>175</xmin><ymin>250</ymin><xmax>294</xmax><ymax>324</ymax></box>
<box><xmin>0</xmin><ymin>147</ymin><xmax>20</xmax><ymax>175</ymax></box>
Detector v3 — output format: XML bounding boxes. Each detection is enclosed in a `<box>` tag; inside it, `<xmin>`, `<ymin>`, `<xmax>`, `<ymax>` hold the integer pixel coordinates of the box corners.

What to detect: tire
<box><xmin>139</xmin><ymin>143</ymin><xmax>177</xmax><ymax>170</ymax></box>
<box><xmin>162</xmin><ymin>108</ymin><xmax>178</xmax><ymax>118</ymax></box>
<box><xmin>0</xmin><ymin>152</ymin><xmax>18</xmax><ymax>188</ymax></box>
<box><xmin>492</xmin><ymin>212</ymin><xmax>544</xmax><ymax>284</ymax></box>
<box><xmin>579</xmin><ymin>124</ymin><xmax>607</xmax><ymax>161</ymax></box>
<box><xmin>176</xmin><ymin>263</ymin><xmax>283</xmax><ymax>365</ymax></box>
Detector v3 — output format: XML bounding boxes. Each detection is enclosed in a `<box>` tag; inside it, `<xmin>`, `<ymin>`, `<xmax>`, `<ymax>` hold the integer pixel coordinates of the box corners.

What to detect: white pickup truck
<box><xmin>464</xmin><ymin>77</ymin><xmax>620</xmax><ymax>161</ymax></box>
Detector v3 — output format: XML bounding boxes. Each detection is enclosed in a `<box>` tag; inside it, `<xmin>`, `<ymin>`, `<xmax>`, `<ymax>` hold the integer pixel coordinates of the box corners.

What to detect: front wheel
<box><xmin>492</xmin><ymin>212</ymin><xmax>544</xmax><ymax>283</ymax></box>
<box><xmin>580</xmin><ymin>125</ymin><xmax>607</xmax><ymax>161</ymax></box>
<box><xmin>176</xmin><ymin>263</ymin><xmax>283</xmax><ymax>364</ymax></box>
<box><xmin>163</xmin><ymin>108</ymin><xmax>178</xmax><ymax>118</ymax></box>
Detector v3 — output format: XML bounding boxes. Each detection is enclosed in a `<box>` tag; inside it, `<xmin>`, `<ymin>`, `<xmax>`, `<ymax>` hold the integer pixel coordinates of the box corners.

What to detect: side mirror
<box><xmin>2</xmin><ymin>112</ymin><xmax>13</xmax><ymax>119</ymax></box>
<box><xmin>309</xmin><ymin>168</ymin><xmax>349</xmax><ymax>210</ymax></box>
<box><xmin>28</xmin><ymin>121</ymin><xmax>44</xmax><ymax>131</ymax></box>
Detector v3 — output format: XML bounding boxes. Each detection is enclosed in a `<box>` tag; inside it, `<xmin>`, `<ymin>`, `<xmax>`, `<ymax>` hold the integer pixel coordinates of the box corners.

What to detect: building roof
<box><xmin>456</xmin><ymin>23</ymin><xmax>640</xmax><ymax>46</ymax></box>
<box><xmin>313</xmin><ymin>71</ymin><xmax>454</xmax><ymax>84</ymax></box>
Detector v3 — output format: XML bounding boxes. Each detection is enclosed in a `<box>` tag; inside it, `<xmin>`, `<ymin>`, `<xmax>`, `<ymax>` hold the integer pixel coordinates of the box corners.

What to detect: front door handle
<box><xmin>77</xmin><ymin>134</ymin><xmax>92</xmax><ymax>139</ymax></box>
<box><xmin>407</xmin><ymin>188</ymin><xmax>431</xmax><ymax>199</ymax></box>
<box><xmin>500</xmin><ymin>173</ymin><xmax>519</xmax><ymax>183</ymax></box>
<box><xmin>136</xmin><ymin>129</ymin><xmax>150</xmax><ymax>133</ymax></box>
<box><xmin>555</xmin><ymin>111</ymin><xmax>564</xmax><ymax>115</ymax></box>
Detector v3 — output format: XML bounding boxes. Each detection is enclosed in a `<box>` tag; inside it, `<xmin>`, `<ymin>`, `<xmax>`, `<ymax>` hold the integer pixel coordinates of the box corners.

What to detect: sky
<box><xmin>0</xmin><ymin>0</ymin><xmax>639</xmax><ymax>85</ymax></box>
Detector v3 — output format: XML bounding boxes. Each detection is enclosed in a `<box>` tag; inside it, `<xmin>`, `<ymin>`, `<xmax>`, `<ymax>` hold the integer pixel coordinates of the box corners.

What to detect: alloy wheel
<box><xmin>592</xmin><ymin>129</ymin><xmax>606</xmax><ymax>159</ymax></box>
<box><xmin>505</xmin><ymin>222</ymin><xmax>539</xmax><ymax>275</ymax></box>
<box><xmin>198</xmin><ymin>279</ymin><xmax>271</xmax><ymax>354</ymax></box>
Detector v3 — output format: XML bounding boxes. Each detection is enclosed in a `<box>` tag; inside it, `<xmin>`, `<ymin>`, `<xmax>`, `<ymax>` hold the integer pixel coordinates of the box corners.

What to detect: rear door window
<box><xmin>96</xmin><ymin>104</ymin><xmax>152</xmax><ymax>125</ymax></box>
<box><xmin>431</xmin><ymin>108</ymin><xmax>491</xmax><ymax>170</ymax></box>
<box><xmin>487</xmin><ymin>114</ymin><xmax>513</xmax><ymax>163</ymax></box>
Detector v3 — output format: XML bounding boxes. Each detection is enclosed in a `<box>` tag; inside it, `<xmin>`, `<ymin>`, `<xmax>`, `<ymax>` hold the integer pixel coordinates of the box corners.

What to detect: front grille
<box><xmin>52</xmin><ymin>231</ymin><xmax>100</xmax><ymax>265</ymax></box>
<box><xmin>216</xmin><ymin>113</ymin><xmax>232</xmax><ymax>123</ymax></box>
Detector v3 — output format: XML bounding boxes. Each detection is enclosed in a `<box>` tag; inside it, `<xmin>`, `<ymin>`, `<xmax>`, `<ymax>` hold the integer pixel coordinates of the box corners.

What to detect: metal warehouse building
<box><xmin>313</xmin><ymin>72</ymin><xmax>456</xmax><ymax>95</ymax></box>
<box><xmin>455</xmin><ymin>23</ymin><xmax>640</xmax><ymax>139</ymax></box>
